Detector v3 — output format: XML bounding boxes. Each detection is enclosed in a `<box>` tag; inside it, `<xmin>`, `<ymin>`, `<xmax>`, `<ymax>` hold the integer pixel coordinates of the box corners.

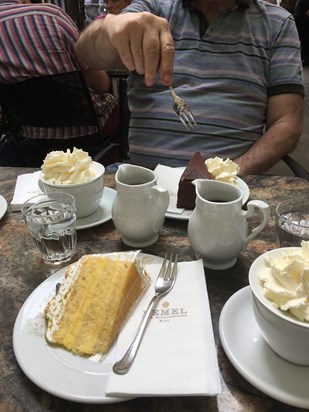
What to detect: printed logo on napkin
<box><xmin>151</xmin><ymin>300</ymin><xmax>188</xmax><ymax>322</ymax></box>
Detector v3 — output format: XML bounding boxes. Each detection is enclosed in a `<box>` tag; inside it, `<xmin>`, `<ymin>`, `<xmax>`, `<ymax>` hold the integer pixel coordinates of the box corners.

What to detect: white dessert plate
<box><xmin>0</xmin><ymin>195</ymin><xmax>8</xmax><ymax>220</ymax></box>
<box><xmin>165</xmin><ymin>175</ymin><xmax>250</xmax><ymax>221</ymax></box>
<box><xmin>13</xmin><ymin>252</ymin><xmax>142</xmax><ymax>404</ymax></box>
<box><xmin>219</xmin><ymin>286</ymin><xmax>309</xmax><ymax>409</ymax></box>
<box><xmin>76</xmin><ymin>187</ymin><xmax>116</xmax><ymax>230</ymax></box>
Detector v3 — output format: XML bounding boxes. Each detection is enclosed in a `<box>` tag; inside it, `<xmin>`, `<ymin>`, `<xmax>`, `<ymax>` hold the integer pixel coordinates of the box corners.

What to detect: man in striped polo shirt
<box><xmin>0</xmin><ymin>0</ymin><xmax>118</xmax><ymax>165</ymax></box>
<box><xmin>77</xmin><ymin>0</ymin><xmax>304</xmax><ymax>175</ymax></box>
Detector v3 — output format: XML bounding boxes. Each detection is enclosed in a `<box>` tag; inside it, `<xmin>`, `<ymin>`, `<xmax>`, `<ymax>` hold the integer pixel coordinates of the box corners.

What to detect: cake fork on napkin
<box><xmin>105</xmin><ymin>259</ymin><xmax>221</xmax><ymax>397</ymax></box>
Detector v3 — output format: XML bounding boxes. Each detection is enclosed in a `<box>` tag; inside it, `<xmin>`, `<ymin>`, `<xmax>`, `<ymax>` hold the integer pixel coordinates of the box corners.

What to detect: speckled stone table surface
<box><xmin>1</xmin><ymin>167</ymin><xmax>309</xmax><ymax>412</ymax></box>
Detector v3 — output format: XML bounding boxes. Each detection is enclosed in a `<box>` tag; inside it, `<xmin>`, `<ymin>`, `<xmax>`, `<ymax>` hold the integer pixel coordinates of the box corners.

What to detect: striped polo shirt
<box><xmin>122</xmin><ymin>0</ymin><xmax>304</xmax><ymax>168</ymax></box>
<box><xmin>0</xmin><ymin>0</ymin><xmax>115</xmax><ymax>139</ymax></box>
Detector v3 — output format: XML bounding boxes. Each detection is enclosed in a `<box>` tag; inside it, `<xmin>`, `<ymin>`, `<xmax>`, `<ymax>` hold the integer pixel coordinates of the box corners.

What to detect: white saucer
<box><xmin>76</xmin><ymin>187</ymin><xmax>116</xmax><ymax>230</ymax></box>
<box><xmin>165</xmin><ymin>177</ymin><xmax>250</xmax><ymax>221</ymax></box>
<box><xmin>13</xmin><ymin>253</ymin><xmax>135</xmax><ymax>404</ymax></box>
<box><xmin>0</xmin><ymin>195</ymin><xmax>8</xmax><ymax>220</ymax></box>
<box><xmin>219</xmin><ymin>286</ymin><xmax>309</xmax><ymax>409</ymax></box>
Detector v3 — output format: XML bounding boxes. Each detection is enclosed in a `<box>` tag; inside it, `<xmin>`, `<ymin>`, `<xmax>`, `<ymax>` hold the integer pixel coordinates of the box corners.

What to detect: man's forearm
<box><xmin>234</xmin><ymin>123</ymin><xmax>302</xmax><ymax>175</ymax></box>
<box><xmin>234</xmin><ymin>92</ymin><xmax>303</xmax><ymax>175</ymax></box>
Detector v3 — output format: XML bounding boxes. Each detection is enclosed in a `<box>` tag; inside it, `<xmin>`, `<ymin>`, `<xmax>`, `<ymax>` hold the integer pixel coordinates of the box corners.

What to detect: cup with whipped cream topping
<box><xmin>39</xmin><ymin>148</ymin><xmax>105</xmax><ymax>218</ymax></box>
<box><xmin>249</xmin><ymin>241</ymin><xmax>309</xmax><ymax>365</ymax></box>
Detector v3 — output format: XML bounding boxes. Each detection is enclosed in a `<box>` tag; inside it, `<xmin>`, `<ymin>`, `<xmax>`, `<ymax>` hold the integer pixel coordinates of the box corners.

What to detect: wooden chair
<box><xmin>106</xmin><ymin>72</ymin><xmax>130</xmax><ymax>161</ymax></box>
<box><xmin>0</xmin><ymin>71</ymin><xmax>119</xmax><ymax>166</ymax></box>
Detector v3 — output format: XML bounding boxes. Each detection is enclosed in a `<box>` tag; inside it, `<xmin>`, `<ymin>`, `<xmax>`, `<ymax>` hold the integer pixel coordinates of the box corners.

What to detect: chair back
<box><xmin>282</xmin><ymin>155</ymin><xmax>309</xmax><ymax>181</ymax></box>
<box><xmin>0</xmin><ymin>71</ymin><xmax>122</xmax><ymax>166</ymax></box>
<box><xmin>0</xmin><ymin>71</ymin><xmax>104</xmax><ymax>134</ymax></box>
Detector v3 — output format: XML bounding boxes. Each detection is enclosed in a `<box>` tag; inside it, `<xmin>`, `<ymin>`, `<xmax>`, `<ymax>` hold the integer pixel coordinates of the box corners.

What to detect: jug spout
<box><xmin>116</xmin><ymin>164</ymin><xmax>156</xmax><ymax>186</ymax></box>
<box><xmin>116</xmin><ymin>164</ymin><xmax>135</xmax><ymax>182</ymax></box>
<box><xmin>193</xmin><ymin>178</ymin><xmax>244</xmax><ymax>204</ymax></box>
<box><xmin>192</xmin><ymin>178</ymin><xmax>216</xmax><ymax>201</ymax></box>
<box><xmin>192</xmin><ymin>179</ymin><xmax>206</xmax><ymax>195</ymax></box>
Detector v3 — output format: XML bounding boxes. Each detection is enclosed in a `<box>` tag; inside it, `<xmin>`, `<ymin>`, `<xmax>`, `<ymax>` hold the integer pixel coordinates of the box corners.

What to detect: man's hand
<box><xmin>77</xmin><ymin>12</ymin><xmax>175</xmax><ymax>87</ymax></box>
<box><xmin>105</xmin><ymin>12</ymin><xmax>174</xmax><ymax>86</ymax></box>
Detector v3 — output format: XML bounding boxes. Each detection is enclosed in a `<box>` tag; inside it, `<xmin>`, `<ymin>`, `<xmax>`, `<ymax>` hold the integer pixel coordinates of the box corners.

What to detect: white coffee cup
<box><xmin>39</xmin><ymin>161</ymin><xmax>105</xmax><ymax>218</ymax></box>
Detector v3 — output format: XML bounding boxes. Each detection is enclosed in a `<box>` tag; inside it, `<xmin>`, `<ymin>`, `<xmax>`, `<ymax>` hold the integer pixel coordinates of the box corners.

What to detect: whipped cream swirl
<box><xmin>205</xmin><ymin>157</ymin><xmax>240</xmax><ymax>185</ymax></box>
<box><xmin>41</xmin><ymin>148</ymin><xmax>96</xmax><ymax>185</ymax></box>
<box><xmin>259</xmin><ymin>241</ymin><xmax>309</xmax><ymax>321</ymax></box>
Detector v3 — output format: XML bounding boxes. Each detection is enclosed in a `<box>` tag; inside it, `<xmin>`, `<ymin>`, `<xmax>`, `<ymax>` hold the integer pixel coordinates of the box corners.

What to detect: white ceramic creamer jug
<box><xmin>188</xmin><ymin>179</ymin><xmax>270</xmax><ymax>270</ymax></box>
<box><xmin>112</xmin><ymin>164</ymin><xmax>170</xmax><ymax>247</ymax></box>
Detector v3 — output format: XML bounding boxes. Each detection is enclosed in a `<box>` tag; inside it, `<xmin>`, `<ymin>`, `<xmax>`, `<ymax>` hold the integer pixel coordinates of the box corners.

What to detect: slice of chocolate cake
<box><xmin>177</xmin><ymin>152</ymin><xmax>211</xmax><ymax>209</ymax></box>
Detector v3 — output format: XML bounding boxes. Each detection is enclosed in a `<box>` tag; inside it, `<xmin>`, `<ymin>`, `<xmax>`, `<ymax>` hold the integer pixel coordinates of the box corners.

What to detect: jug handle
<box><xmin>151</xmin><ymin>185</ymin><xmax>170</xmax><ymax>232</ymax></box>
<box><xmin>242</xmin><ymin>200</ymin><xmax>270</xmax><ymax>247</ymax></box>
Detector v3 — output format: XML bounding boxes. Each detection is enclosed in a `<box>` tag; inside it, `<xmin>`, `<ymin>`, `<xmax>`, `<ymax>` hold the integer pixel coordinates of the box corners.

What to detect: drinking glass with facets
<box><xmin>21</xmin><ymin>192</ymin><xmax>77</xmax><ymax>264</ymax></box>
<box><xmin>276</xmin><ymin>198</ymin><xmax>309</xmax><ymax>247</ymax></box>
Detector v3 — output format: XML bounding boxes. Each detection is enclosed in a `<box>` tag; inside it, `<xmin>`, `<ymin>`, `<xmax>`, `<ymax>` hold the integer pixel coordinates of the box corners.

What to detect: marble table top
<box><xmin>1</xmin><ymin>166</ymin><xmax>309</xmax><ymax>412</ymax></box>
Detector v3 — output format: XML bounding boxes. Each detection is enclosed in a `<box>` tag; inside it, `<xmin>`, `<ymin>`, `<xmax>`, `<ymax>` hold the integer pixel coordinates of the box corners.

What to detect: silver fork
<box><xmin>113</xmin><ymin>254</ymin><xmax>178</xmax><ymax>375</ymax></box>
<box><xmin>169</xmin><ymin>86</ymin><xmax>197</xmax><ymax>130</ymax></box>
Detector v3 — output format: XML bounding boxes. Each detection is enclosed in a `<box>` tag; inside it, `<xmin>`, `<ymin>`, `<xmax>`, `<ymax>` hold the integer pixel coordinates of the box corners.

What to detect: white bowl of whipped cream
<box><xmin>249</xmin><ymin>241</ymin><xmax>309</xmax><ymax>365</ymax></box>
<box><xmin>39</xmin><ymin>148</ymin><xmax>105</xmax><ymax>218</ymax></box>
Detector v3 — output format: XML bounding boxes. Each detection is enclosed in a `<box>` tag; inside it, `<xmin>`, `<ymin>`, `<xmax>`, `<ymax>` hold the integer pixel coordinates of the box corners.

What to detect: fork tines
<box><xmin>169</xmin><ymin>86</ymin><xmax>197</xmax><ymax>130</ymax></box>
<box><xmin>176</xmin><ymin>107</ymin><xmax>197</xmax><ymax>131</ymax></box>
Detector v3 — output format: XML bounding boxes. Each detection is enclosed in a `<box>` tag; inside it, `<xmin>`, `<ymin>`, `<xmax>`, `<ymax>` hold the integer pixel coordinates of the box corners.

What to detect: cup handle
<box><xmin>242</xmin><ymin>200</ymin><xmax>270</xmax><ymax>247</ymax></box>
<box><xmin>151</xmin><ymin>185</ymin><xmax>170</xmax><ymax>233</ymax></box>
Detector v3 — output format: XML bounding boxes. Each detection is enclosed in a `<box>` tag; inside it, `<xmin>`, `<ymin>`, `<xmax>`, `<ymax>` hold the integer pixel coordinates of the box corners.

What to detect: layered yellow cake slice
<box><xmin>45</xmin><ymin>253</ymin><xmax>150</xmax><ymax>356</ymax></box>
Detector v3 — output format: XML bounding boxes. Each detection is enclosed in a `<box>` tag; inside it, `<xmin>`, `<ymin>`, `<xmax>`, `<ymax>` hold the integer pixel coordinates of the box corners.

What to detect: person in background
<box><xmin>95</xmin><ymin>0</ymin><xmax>132</xmax><ymax>18</ymax></box>
<box><xmin>0</xmin><ymin>0</ymin><xmax>118</xmax><ymax>166</ymax></box>
<box><xmin>77</xmin><ymin>0</ymin><xmax>304</xmax><ymax>176</ymax></box>
<box><xmin>106</xmin><ymin>0</ymin><xmax>132</xmax><ymax>14</ymax></box>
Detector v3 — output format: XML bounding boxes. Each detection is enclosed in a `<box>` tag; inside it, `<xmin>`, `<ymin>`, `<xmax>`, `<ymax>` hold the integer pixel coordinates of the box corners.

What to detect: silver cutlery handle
<box><xmin>113</xmin><ymin>294</ymin><xmax>159</xmax><ymax>375</ymax></box>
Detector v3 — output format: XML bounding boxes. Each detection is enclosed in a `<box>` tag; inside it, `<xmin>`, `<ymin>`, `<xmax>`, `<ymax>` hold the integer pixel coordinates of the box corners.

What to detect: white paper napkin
<box><xmin>11</xmin><ymin>172</ymin><xmax>42</xmax><ymax>211</ymax></box>
<box><xmin>154</xmin><ymin>164</ymin><xmax>184</xmax><ymax>214</ymax></box>
<box><xmin>106</xmin><ymin>259</ymin><xmax>221</xmax><ymax>397</ymax></box>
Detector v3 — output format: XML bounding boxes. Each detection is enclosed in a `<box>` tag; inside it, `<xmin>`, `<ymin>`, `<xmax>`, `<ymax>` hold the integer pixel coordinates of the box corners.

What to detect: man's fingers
<box><xmin>115</xmin><ymin>38</ymin><xmax>136</xmax><ymax>71</ymax></box>
<box><xmin>159</xmin><ymin>26</ymin><xmax>174</xmax><ymax>86</ymax></box>
<box><xmin>143</xmin><ymin>32</ymin><xmax>161</xmax><ymax>86</ymax></box>
<box><xmin>108</xmin><ymin>13</ymin><xmax>143</xmax><ymax>72</ymax></box>
<box><xmin>130</xmin><ymin>35</ymin><xmax>145</xmax><ymax>76</ymax></box>
<box><xmin>143</xmin><ymin>17</ymin><xmax>174</xmax><ymax>86</ymax></box>
<box><xmin>108</xmin><ymin>13</ymin><xmax>174</xmax><ymax>86</ymax></box>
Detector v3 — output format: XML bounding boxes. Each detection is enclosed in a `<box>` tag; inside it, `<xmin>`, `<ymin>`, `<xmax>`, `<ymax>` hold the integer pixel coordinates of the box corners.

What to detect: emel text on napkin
<box><xmin>11</xmin><ymin>172</ymin><xmax>42</xmax><ymax>211</ymax></box>
<box><xmin>106</xmin><ymin>259</ymin><xmax>221</xmax><ymax>397</ymax></box>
